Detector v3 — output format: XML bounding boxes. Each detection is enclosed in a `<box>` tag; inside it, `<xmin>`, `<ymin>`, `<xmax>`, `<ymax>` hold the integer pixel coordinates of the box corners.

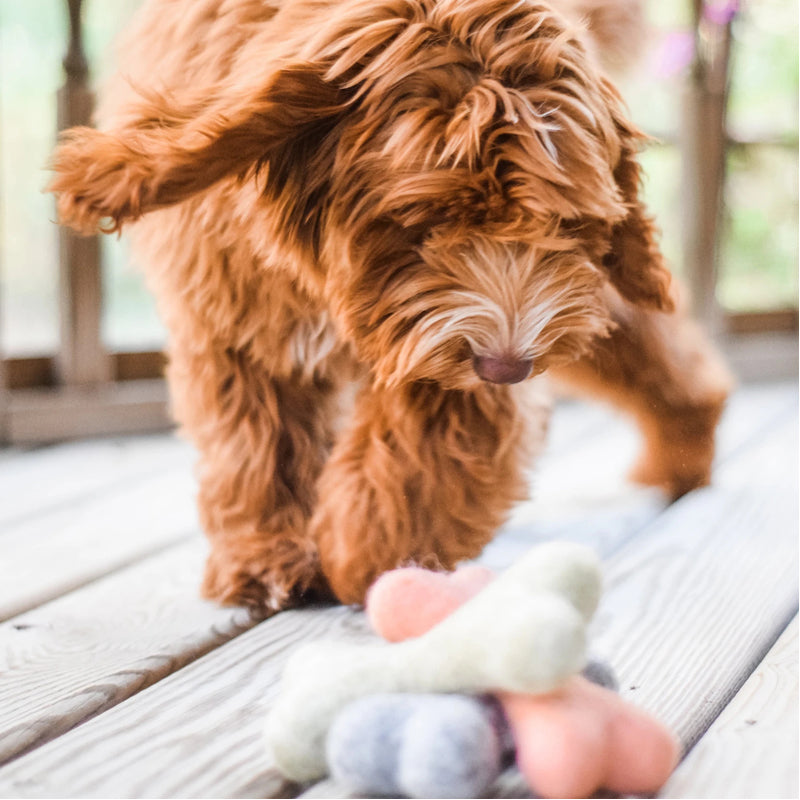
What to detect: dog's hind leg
<box><xmin>168</xmin><ymin>340</ymin><xmax>345</xmax><ymax>613</ymax></box>
<box><xmin>550</xmin><ymin>287</ymin><xmax>733</xmax><ymax>500</ymax></box>
<box><xmin>309</xmin><ymin>381</ymin><xmax>548</xmax><ymax>605</ymax></box>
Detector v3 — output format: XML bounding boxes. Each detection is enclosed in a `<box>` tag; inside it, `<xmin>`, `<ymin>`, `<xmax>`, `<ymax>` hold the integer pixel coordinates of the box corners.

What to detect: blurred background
<box><xmin>0</xmin><ymin>0</ymin><xmax>797</xmax><ymax>443</ymax></box>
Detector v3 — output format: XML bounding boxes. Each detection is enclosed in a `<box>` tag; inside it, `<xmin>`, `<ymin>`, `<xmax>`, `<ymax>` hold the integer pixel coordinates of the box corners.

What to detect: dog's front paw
<box><xmin>201</xmin><ymin>540</ymin><xmax>329</xmax><ymax>615</ymax></box>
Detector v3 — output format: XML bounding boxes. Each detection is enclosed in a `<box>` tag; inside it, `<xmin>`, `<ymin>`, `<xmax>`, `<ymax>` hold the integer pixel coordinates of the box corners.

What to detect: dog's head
<box><xmin>50</xmin><ymin>0</ymin><xmax>673</xmax><ymax>389</ymax></box>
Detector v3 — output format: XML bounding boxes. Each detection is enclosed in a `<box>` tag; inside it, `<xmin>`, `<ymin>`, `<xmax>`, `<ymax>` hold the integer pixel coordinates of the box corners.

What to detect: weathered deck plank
<box><xmin>0</xmin><ymin>383</ymin><xmax>775</xmax><ymax>780</ymax></box>
<box><xmin>0</xmin><ymin>386</ymin><xmax>795</xmax><ymax>798</ymax></box>
<box><xmin>0</xmin><ymin>382</ymin><xmax>795</xmax><ymax>798</ymax></box>
<box><xmin>0</xmin><ymin>398</ymin><xmax>615</xmax><ymax>786</ymax></box>
<box><xmin>660</xmin><ymin>617</ymin><xmax>799</xmax><ymax>799</ymax></box>
<box><xmin>482</xmin><ymin>380</ymin><xmax>797</xmax><ymax>571</ymax></box>
<box><xmin>591</xmin><ymin>411</ymin><xmax>798</xmax><ymax>747</ymax></box>
<box><xmin>0</xmin><ymin>606</ymin><xmax>371</xmax><ymax>799</ymax></box>
<box><xmin>0</xmin><ymin>468</ymin><xmax>199</xmax><ymax>621</ymax></box>
<box><xmin>0</xmin><ymin>541</ymin><xmax>254</xmax><ymax>766</ymax></box>
<box><xmin>0</xmin><ymin>434</ymin><xmax>193</xmax><ymax>531</ymax></box>
<box><xmin>300</xmin><ymin>395</ymin><xmax>800</xmax><ymax>800</ymax></box>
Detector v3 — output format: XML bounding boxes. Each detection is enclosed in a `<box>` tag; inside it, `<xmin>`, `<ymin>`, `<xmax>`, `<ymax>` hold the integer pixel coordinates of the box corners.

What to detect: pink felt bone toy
<box><xmin>366</xmin><ymin>562</ymin><xmax>679</xmax><ymax>799</ymax></box>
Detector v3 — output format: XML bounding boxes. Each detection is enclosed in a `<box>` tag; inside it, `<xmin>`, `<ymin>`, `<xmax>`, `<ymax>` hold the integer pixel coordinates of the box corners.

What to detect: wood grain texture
<box><xmin>481</xmin><ymin>381</ymin><xmax>797</xmax><ymax>572</ymax></box>
<box><xmin>0</xmin><ymin>467</ymin><xmax>200</xmax><ymax>621</ymax></box>
<box><xmin>0</xmin><ymin>432</ymin><xmax>193</xmax><ymax>530</ymax></box>
<box><xmin>661</xmin><ymin>617</ymin><xmax>799</xmax><ymax>799</ymax></box>
<box><xmin>298</xmin><ymin>769</ymin><xmax>537</xmax><ymax>799</ymax></box>
<box><xmin>0</xmin><ymin>541</ymin><xmax>253</xmax><ymax>765</ymax></box>
<box><xmin>591</xmin><ymin>411</ymin><xmax>798</xmax><ymax>754</ymax></box>
<box><xmin>7</xmin><ymin>380</ymin><xmax>170</xmax><ymax>444</ymax></box>
<box><xmin>479</xmin><ymin>397</ymin><xmax>666</xmax><ymax>571</ymax></box>
<box><xmin>0</xmin><ymin>607</ymin><xmax>375</xmax><ymax>798</ymax></box>
<box><xmin>0</xmin><ymin>383</ymin><xmax>795</xmax><ymax>799</ymax></box>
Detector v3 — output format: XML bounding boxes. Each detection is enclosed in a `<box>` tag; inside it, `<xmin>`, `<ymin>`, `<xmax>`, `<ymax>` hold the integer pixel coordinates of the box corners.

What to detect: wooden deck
<box><xmin>0</xmin><ymin>381</ymin><xmax>796</xmax><ymax>799</ymax></box>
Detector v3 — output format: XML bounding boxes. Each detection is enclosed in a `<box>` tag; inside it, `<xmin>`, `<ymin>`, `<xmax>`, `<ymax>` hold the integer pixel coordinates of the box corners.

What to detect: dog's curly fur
<box><xmin>49</xmin><ymin>0</ymin><xmax>731</xmax><ymax>610</ymax></box>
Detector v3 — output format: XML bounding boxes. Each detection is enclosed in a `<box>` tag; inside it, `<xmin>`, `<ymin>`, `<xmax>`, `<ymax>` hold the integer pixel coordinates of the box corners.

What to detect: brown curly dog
<box><xmin>49</xmin><ymin>0</ymin><xmax>731</xmax><ymax>611</ymax></box>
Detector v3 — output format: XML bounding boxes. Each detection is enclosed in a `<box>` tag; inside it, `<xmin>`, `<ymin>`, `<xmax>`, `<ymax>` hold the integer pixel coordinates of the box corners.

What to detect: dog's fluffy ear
<box><xmin>602</xmin><ymin>124</ymin><xmax>675</xmax><ymax>312</ymax></box>
<box><xmin>49</xmin><ymin>64</ymin><xmax>343</xmax><ymax>234</ymax></box>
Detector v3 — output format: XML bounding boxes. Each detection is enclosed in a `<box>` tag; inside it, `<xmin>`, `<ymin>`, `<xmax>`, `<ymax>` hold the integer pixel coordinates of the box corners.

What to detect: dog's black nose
<box><xmin>472</xmin><ymin>354</ymin><xmax>533</xmax><ymax>384</ymax></box>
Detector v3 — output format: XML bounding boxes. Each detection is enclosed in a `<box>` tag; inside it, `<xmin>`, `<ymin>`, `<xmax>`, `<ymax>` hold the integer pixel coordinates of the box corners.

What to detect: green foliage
<box><xmin>728</xmin><ymin>0</ymin><xmax>799</xmax><ymax>138</ymax></box>
<box><xmin>0</xmin><ymin>0</ymin><xmax>161</xmax><ymax>355</ymax></box>
<box><xmin>721</xmin><ymin>145</ymin><xmax>799</xmax><ymax>311</ymax></box>
<box><xmin>624</xmin><ymin>0</ymin><xmax>798</xmax><ymax>313</ymax></box>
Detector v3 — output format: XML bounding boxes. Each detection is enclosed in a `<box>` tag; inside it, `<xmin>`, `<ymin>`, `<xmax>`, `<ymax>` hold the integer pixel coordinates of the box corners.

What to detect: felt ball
<box><xmin>327</xmin><ymin>693</ymin><xmax>505</xmax><ymax>799</ymax></box>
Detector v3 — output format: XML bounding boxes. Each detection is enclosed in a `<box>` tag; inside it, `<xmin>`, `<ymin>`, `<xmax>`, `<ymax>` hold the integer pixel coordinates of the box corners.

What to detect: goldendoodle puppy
<box><xmin>49</xmin><ymin>0</ymin><xmax>731</xmax><ymax>610</ymax></box>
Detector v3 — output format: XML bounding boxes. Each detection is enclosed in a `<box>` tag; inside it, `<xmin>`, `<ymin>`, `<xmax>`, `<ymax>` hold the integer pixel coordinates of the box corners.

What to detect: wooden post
<box><xmin>56</xmin><ymin>0</ymin><xmax>111</xmax><ymax>385</ymax></box>
<box><xmin>680</xmin><ymin>0</ymin><xmax>735</xmax><ymax>333</ymax></box>
<box><xmin>0</xmin><ymin>248</ymin><xmax>7</xmax><ymax>441</ymax></box>
<box><xmin>0</xmin><ymin>50</ymin><xmax>8</xmax><ymax>443</ymax></box>
<box><xmin>0</xmin><ymin>271</ymin><xmax>7</xmax><ymax>446</ymax></box>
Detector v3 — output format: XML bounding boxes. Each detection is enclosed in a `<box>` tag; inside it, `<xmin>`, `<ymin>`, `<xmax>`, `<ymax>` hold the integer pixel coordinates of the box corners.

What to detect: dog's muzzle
<box><xmin>472</xmin><ymin>354</ymin><xmax>533</xmax><ymax>384</ymax></box>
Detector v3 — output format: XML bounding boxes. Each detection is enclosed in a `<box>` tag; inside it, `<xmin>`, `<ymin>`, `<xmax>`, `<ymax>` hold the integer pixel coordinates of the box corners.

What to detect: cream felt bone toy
<box><xmin>264</xmin><ymin>541</ymin><xmax>601</xmax><ymax>782</ymax></box>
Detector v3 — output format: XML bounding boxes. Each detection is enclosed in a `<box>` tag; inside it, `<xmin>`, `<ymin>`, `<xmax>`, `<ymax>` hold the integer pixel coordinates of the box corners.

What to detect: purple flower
<box><xmin>656</xmin><ymin>31</ymin><xmax>695</xmax><ymax>78</ymax></box>
<box><xmin>703</xmin><ymin>0</ymin><xmax>739</xmax><ymax>26</ymax></box>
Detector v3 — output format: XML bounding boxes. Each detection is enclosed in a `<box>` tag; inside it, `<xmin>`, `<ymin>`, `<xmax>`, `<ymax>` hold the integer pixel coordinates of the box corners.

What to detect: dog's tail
<box><xmin>559</xmin><ymin>0</ymin><xmax>648</xmax><ymax>74</ymax></box>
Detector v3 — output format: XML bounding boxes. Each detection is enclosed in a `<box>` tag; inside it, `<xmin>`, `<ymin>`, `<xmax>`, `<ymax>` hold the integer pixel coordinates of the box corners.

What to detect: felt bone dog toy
<box><xmin>357</xmin><ymin>558</ymin><xmax>679</xmax><ymax>798</ymax></box>
<box><xmin>265</xmin><ymin>542</ymin><xmax>601</xmax><ymax>782</ymax></box>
